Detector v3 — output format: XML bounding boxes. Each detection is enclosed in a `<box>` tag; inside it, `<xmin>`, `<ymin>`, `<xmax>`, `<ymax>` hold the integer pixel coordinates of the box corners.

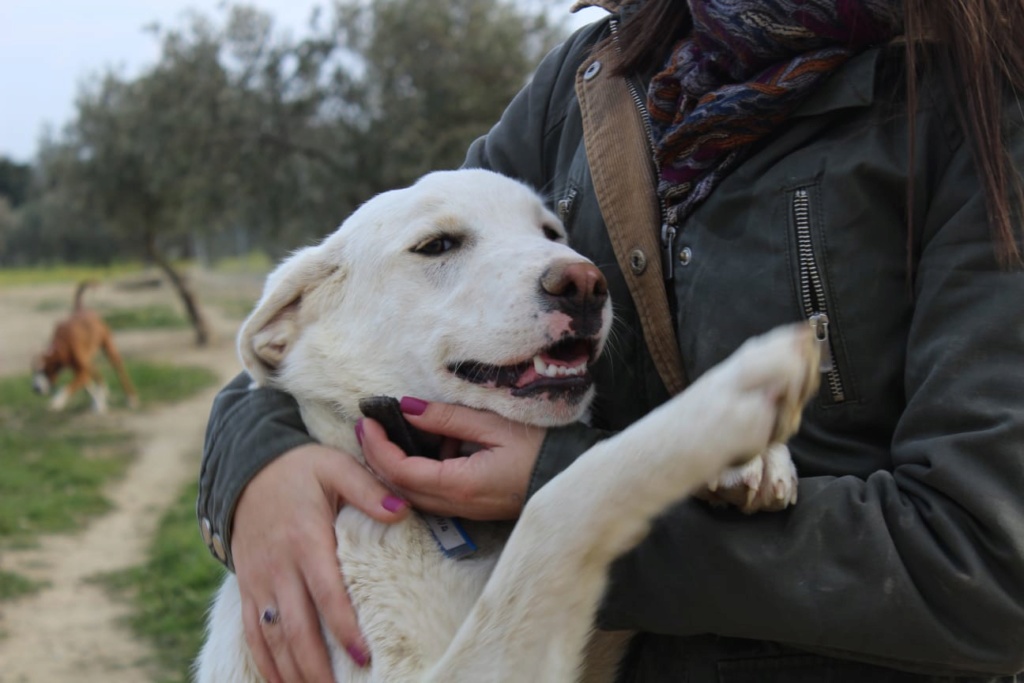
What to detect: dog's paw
<box><xmin>701</xmin><ymin>444</ymin><xmax>798</xmax><ymax>513</ymax></box>
<box><xmin>730</xmin><ymin>323</ymin><xmax>820</xmax><ymax>445</ymax></box>
<box><xmin>686</xmin><ymin>324</ymin><xmax>819</xmax><ymax>477</ymax></box>
<box><xmin>87</xmin><ymin>382</ymin><xmax>109</xmax><ymax>413</ymax></box>
<box><xmin>48</xmin><ymin>388</ymin><xmax>70</xmax><ymax>411</ymax></box>
<box><xmin>762</xmin><ymin>326</ymin><xmax>820</xmax><ymax>445</ymax></box>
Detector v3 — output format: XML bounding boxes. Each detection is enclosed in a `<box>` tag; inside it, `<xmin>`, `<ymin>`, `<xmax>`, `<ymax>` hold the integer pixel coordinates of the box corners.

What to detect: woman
<box><xmin>198</xmin><ymin>1</ymin><xmax>1024</xmax><ymax>680</ymax></box>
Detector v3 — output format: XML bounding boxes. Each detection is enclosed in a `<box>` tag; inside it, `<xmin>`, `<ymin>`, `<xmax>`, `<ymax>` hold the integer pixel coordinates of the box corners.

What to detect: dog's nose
<box><xmin>32</xmin><ymin>375</ymin><xmax>49</xmax><ymax>395</ymax></box>
<box><xmin>540</xmin><ymin>261</ymin><xmax>608</xmax><ymax>312</ymax></box>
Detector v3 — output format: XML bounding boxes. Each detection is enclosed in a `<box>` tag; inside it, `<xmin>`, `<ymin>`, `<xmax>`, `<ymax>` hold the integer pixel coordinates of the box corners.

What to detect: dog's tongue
<box><xmin>514</xmin><ymin>366</ymin><xmax>543</xmax><ymax>388</ymax></box>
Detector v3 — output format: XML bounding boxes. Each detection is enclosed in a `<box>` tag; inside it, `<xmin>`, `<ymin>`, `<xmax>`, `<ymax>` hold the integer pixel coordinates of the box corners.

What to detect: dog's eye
<box><xmin>413</xmin><ymin>235</ymin><xmax>461</xmax><ymax>256</ymax></box>
<box><xmin>542</xmin><ymin>224</ymin><xmax>563</xmax><ymax>242</ymax></box>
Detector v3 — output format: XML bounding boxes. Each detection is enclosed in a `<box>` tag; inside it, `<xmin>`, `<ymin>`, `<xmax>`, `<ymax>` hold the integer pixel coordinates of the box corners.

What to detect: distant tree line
<box><xmin>0</xmin><ymin>0</ymin><xmax>564</xmax><ymax>343</ymax></box>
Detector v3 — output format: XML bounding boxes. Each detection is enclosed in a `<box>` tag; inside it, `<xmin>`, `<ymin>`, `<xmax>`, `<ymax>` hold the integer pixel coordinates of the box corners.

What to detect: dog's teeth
<box><xmin>532</xmin><ymin>354</ymin><xmax>587</xmax><ymax>379</ymax></box>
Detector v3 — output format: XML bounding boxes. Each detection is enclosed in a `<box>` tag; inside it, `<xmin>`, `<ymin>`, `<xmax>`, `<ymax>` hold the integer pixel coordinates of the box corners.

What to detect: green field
<box><xmin>0</xmin><ymin>361</ymin><xmax>218</xmax><ymax>602</ymax></box>
<box><xmin>0</xmin><ymin>263</ymin><xmax>146</xmax><ymax>288</ymax></box>
<box><xmin>98</xmin><ymin>481</ymin><xmax>226</xmax><ymax>683</ymax></box>
<box><xmin>0</xmin><ymin>254</ymin><xmax>269</xmax><ymax>289</ymax></box>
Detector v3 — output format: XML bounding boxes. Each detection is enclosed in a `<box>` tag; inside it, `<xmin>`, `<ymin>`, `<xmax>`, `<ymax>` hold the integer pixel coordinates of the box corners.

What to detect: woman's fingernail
<box><xmin>399</xmin><ymin>396</ymin><xmax>428</xmax><ymax>415</ymax></box>
<box><xmin>355</xmin><ymin>419</ymin><xmax>364</xmax><ymax>446</ymax></box>
<box><xmin>346</xmin><ymin>643</ymin><xmax>370</xmax><ymax>667</ymax></box>
<box><xmin>382</xmin><ymin>495</ymin><xmax>407</xmax><ymax>513</ymax></box>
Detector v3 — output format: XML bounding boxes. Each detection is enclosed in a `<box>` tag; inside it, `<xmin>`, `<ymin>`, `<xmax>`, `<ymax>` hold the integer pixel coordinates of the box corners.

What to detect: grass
<box><xmin>0</xmin><ymin>252</ymin><xmax>273</xmax><ymax>289</ymax></box>
<box><xmin>0</xmin><ymin>263</ymin><xmax>145</xmax><ymax>288</ymax></box>
<box><xmin>0</xmin><ymin>375</ymin><xmax>135</xmax><ymax>545</ymax></box>
<box><xmin>0</xmin><ymin>360</ymin><xmax>218</xmax><ymax>604</ymax></box>
<box><xmin>0</xmin><ymin>570</ymin><xmax>45</xmax><ymax>600</ymax></box>
<box><xmin>98</xmin><ymin>482</ymin><xmax>226</xmax><ymax>683</ymax></box>
<box><xmin>31</xmin><ymin>301</ymin><xmax>189</xmax><ymax>333</ymax></box>
<box><xmin>211</xmin><ymin>252</ymin><xmax>273</xmax><ymax>274</ymax></box>
<box><xmin>102</xmin><ymin>305</ymin><xmax>188</xmax><ymax>331</ymax></box>
<box><xmin>32</xmin><ymin>298</ymin><xmax>76</xmax><ymax>312</ymax></box>
<box><xmin>209</xmin><ymin>296</ymin><xmax>257</xmax><ymax>320</ymax></box>
<box><xmin>124</xmin><ymin>361</ymin><xmax>218</xmax><ymax>404</ymax></box>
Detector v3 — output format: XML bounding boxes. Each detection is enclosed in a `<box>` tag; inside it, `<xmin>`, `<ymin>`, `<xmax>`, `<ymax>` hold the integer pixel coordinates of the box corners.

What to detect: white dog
<box><xmin>197</xmin><ymin>169</ymin><xmax>820</xmax><ymax>682</ymax></box>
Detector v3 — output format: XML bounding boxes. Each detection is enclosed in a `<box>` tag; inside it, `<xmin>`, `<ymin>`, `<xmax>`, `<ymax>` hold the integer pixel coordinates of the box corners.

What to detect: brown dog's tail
<box><xmin>101</xmin><ymin>332</ymin><xmax>140</xmax><ymax>409</ymax></box>
<box><xmin>73</xmin><ymin>280</ymin><xmax>100</xmax><ymax>311</ymax></box>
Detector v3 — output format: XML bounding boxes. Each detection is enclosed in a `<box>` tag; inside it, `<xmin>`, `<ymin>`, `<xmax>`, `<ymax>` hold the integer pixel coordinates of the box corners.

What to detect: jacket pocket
<box><xmin>790</xmin><ymin>185</ymin><xmax>849</xmax><ymax>405</ymax></box>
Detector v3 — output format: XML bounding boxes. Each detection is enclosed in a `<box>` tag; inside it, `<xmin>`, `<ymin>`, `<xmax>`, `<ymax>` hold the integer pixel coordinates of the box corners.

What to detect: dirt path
<box><xmin>0</xmin><ymin>276</ymin><xmax>255</xmax><ymax>683</ymax></box>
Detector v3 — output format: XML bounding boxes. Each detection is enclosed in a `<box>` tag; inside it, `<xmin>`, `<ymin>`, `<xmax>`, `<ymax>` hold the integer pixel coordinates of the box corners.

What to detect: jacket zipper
<box><xmin>557</xmin><ymin>186</ymin><xmax>579</xmax><ymax>226</ymax></box>
<box><xmin>793</xmin><ymin>188</ymin><xmax>846</xmax><ymax>402</ymax></box>
<box><xmin>609</xmin><ymin>18</ymin><xmax>677</xmax><ymax>281</ymax></box>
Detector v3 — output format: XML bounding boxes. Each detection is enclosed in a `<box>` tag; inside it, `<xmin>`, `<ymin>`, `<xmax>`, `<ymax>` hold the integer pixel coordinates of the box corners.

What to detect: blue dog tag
<box><xmin>422</xmin><ymin>514</ymin><xmax>477</xmax><ymax>559</ymax></box>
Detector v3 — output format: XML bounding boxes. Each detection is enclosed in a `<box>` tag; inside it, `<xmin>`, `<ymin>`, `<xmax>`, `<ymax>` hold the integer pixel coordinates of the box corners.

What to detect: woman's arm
<box><xmin>199</xmin><ymin>371</ymin><xmax>412</xmax><ymax>679</ymax></box>
<box><xmin>591</xmin><ymin>123</ymin><xmax>1024</xmax><ymax>675</ymax></box>
<box><xmin>197</xmin><ymin>371</ymin><xmax>315</xmax><ymax>570</ymax></box>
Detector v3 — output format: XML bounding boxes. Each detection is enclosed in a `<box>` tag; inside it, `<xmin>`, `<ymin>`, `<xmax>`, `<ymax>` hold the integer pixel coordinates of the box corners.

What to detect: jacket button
<box><xmin>678</xmin><ymin>247</ymin><xmax>692</xmax><ymax>266</ymax></box>
<box><xmin>583</xmin><ymin>61</ymin><xmax>602</xmax><ymax>80</ymax></box>
<box><xmin>629</xmin><ymin>249</ymin><xmax>647</xmax><ymax>275</ymax></box>
<box><xmin>200</xmin><ymin>517</ymin><xmax>213</xmax><ymax>546</ymax></box>
<box><xmin>210</xmin><ymin>533</ymin><xmax>227</xmax><ymax>563</ymax></box>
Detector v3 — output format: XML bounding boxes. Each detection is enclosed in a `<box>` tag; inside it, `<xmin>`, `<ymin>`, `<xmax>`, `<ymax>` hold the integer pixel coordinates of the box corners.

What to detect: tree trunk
<box><xmin>146</xmin><ymin>233</ymin><xmax>211</xmax><ymax>346</ymax></box>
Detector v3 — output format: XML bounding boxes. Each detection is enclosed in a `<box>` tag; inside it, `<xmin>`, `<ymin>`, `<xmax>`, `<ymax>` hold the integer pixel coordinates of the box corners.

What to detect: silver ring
<box><xmin>260</xmin><ymin>606</ymin><xmax>280</xmax><ymax>626</ymax></box>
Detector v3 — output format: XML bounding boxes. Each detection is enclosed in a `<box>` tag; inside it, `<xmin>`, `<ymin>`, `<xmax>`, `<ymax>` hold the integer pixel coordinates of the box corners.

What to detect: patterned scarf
<box><xmin>646</xmin><ymin>0</ymin><xmax>903</xmax><ymax>223</ymax></box>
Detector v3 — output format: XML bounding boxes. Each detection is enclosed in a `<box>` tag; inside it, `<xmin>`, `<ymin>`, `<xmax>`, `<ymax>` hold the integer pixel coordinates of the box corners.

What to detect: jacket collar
<box><xmin>793</xmin><ymin>46</ymin><xmax>883</xmax><ymax>118</ymax></box>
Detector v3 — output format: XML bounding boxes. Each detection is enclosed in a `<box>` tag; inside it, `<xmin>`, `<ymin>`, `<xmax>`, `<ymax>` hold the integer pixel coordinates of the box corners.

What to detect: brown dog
<box><xmin>31</xmin><ymin>281</ymin><xmax>139</xmax><ymax>412</ymax></box>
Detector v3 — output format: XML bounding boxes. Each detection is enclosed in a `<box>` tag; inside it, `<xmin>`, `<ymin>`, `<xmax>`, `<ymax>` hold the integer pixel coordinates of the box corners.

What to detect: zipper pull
<box><xmin>661</xmin><ymin>223</ymin><xmax>677</xmax><ymax>280</ymax></box>
<box><xmin>661</xmin><ymin>209</ymin><xmax>679</xmax><ymax>281</ymax></box>
<box><xmin>809</xmin><ymin>313</ymin><xmax>835</xmax><ymax>373</ymax></box>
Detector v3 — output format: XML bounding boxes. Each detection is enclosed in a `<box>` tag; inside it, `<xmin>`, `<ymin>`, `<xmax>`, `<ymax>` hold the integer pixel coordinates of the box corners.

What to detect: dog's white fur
<box><xmin>197</xmin><ymin>169</ymin><xmax>819</xmax><ymax>682</ymax></box>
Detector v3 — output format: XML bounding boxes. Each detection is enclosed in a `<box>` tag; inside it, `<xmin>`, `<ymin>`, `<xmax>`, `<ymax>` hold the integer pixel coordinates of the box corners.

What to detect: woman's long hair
<box><xmin>905</xmin><ymin>0</ymin><xmax>1024</xmax><ymax>267</ymax></box>
<box><xmin>610</xmin><ymin>0</ymin><xmax>1024</xmax><ymax>268</ymax></box>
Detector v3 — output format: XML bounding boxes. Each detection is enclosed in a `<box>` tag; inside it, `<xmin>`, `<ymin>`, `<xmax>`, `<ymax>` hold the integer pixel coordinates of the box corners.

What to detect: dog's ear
<box><xmin>238</xmin><ymin>245</ymin><xmax>340</xmax><ymax>385</ymax></box>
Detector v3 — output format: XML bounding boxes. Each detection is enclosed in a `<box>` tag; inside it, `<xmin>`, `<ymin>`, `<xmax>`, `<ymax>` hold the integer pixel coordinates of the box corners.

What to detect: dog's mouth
<box><xmin>448</xmin><ymin>337</ymin><xmax>597</xmax><ymax>399</ymax></box>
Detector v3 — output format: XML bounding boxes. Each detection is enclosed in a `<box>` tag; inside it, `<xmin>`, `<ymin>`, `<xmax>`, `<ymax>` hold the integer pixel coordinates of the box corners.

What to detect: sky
<box><xmin>0</xmin><ymin>1</ymin><xmax>606</xmax><ymax>163</ymax></box>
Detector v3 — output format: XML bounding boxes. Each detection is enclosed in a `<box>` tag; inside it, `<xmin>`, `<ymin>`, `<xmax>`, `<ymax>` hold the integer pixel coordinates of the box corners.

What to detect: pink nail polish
<box><xmin>382</xmin><ymin>495</ymin><xmax>407</xmax><ymax>513</ymax></box>
<box><xmin>346</xmin><ymin>643</ymin><xmax>370</xmax><ymax>667</ymax></box>
<box><xmin>355</xmin><ymin>419</ymin><xmax>364</xmax><ymax>446</ymax></box>
<box><xmin>399</xmin><ymin>396</ymin><xmax>428</xmax><ymax>416</ymax></box>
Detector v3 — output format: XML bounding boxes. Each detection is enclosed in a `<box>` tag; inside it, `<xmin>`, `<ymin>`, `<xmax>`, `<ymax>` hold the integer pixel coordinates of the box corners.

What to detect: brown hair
<box><xmin>610</xmin><ymin>0</ymin><xmax>1024</xmax><ymax>268</ymax></box>
<box><xmin>905</xmin><ymin>0</ymin><xmax>1024</xmax><ymax>267</ymax></box>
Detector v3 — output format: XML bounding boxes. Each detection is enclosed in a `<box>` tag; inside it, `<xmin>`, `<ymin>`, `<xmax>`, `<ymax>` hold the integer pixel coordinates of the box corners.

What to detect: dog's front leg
<box><xmin>85</xmin><ymin>380</ymin><xmax>109</xmax><ymax>413</ymax></box>
<box><xmin>424</xmin><ymin>324</ymin><xmax>819</xmax><ymax>683</ymax></box>
<box><xmin>49</xmin><ymin>371</ymin><xmax>91</xmax><ymax>411</ymax></box>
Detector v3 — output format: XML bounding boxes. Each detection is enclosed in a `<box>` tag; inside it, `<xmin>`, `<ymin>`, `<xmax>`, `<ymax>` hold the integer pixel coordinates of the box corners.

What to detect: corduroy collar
<box><xmin>570</xmin><ymin>0</ymin><xmax>627</xmax><ymax>14</ymax></box>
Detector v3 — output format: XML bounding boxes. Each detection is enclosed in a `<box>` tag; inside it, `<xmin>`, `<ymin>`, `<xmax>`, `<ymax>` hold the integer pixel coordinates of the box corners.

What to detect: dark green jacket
<box><xmin>199</xmin><ymin>11</ymin><xmax>1024</xmax><ymax>683</ymax></box>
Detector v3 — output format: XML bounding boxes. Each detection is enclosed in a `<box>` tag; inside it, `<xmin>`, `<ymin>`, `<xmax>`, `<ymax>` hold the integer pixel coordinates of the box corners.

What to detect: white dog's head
<box><xmin>239</xmin><ymin>170</ymin><xmax>612</xmax><ymax>443</ymax></box>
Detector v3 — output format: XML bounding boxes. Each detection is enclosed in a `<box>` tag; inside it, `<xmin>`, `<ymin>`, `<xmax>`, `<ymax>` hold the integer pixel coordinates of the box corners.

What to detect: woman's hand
<box><xmin>230</xmin><ymin>443</ymin><xmax>411</xmax><ymax>682</ymax></box>
<box><xmin>359</xmin><ymin>397</ymin><xmax>546</xmax><ymax>521</ymax></box>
